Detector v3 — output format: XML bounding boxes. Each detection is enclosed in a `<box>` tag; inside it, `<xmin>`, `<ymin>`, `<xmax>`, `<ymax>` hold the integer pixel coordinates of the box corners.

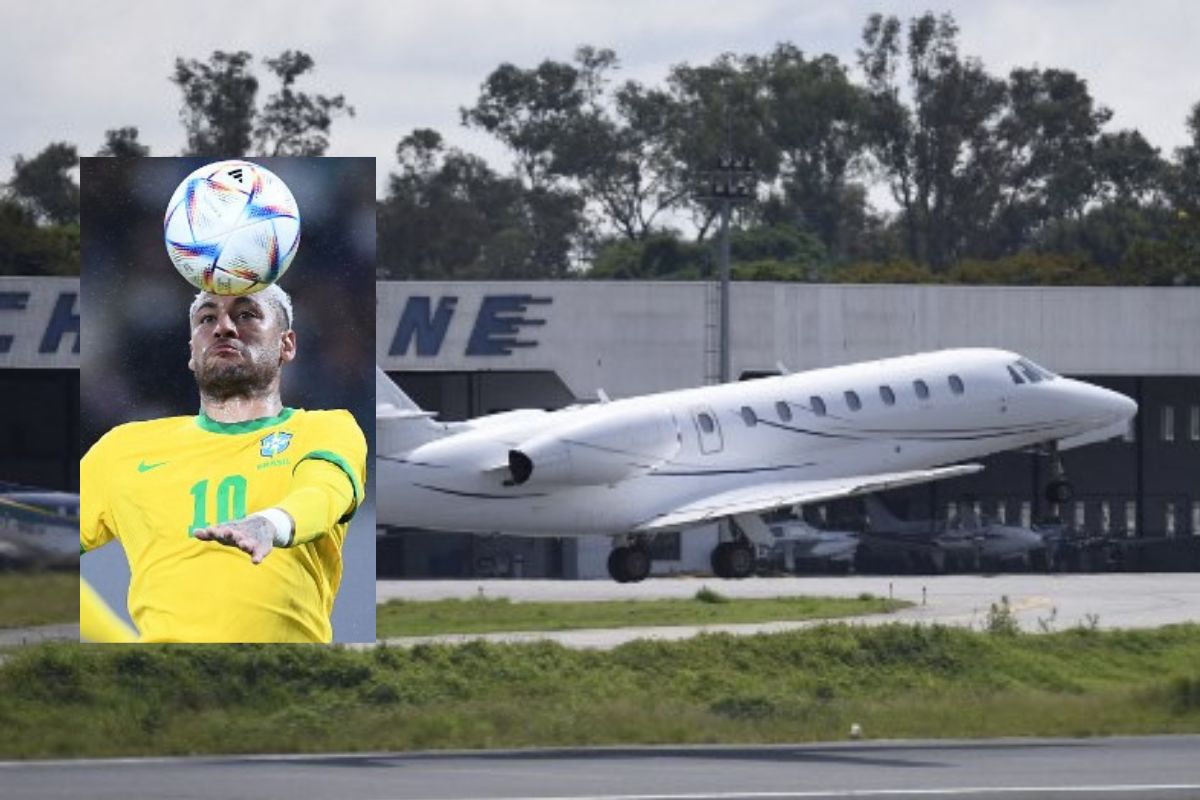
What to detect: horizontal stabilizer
<box><xmin>632</xmin><ymin>464</ymin><xmax>984</xmax><ymax>533</ymax></box>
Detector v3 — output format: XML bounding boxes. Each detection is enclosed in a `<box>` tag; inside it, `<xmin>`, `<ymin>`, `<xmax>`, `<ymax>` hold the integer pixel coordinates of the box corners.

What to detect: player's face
<box><xmin>188</xmin><ymin>294</ymin><xmax>296</xmax><ymax>399</ymax></box>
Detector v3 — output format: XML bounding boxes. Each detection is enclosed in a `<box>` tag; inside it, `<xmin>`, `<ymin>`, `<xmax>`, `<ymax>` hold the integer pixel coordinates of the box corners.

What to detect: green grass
<box><xmin>376</xmin><ymin>592</ymin><xmax>908</xmax><ymax>637</ymax></box>
<box><xmin>2</xmin><ymin>623</ymin><xmax>1199</xmax><ymax>758</ymax></box>
<box><xmin>0</xmin><ymin>572</ymin><xmax>78</xmax><ymax>628</ymax></box>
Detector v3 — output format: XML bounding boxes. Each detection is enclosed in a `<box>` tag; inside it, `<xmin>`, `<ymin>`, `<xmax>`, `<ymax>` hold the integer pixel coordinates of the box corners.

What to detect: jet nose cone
<box><xmin>1116</xmin><ymin>392</ymin><xmax>1138</xmax><ymax>421</ymax></box>
<box><xmin>1100</xmin><ymin>387</ymin><xmax>1138</xmax><ymax>422</ymax></box>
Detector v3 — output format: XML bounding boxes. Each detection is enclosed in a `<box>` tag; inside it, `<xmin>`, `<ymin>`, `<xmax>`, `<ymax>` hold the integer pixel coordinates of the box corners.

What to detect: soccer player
<box><xmin>80</xmin><ymin>285</ymin><xmax>367</xmax><ymax>643</ymax></box>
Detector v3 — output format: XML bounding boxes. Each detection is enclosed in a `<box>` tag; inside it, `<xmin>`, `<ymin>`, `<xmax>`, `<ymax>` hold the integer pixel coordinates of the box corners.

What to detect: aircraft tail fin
<box><xmin>376</xmin><ymin>366</ymin><xmax>446</xmax><ymax>453</ymax></box>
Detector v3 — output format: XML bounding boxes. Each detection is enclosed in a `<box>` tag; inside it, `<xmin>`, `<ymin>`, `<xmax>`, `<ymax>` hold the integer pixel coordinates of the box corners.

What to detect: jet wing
<box><xmin>631</xmin><ymin>464</ymin><xmax>984</xmax><ymax>533</ymax></box>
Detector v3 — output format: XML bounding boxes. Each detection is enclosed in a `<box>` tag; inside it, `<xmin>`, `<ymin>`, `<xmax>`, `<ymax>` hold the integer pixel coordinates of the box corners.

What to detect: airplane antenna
<box><xmin>776</xmin><ymin>361</ymin><xmax>791</xmax><ymax>375</ymax></box>
<box><xmin>597</xmin><ymin>389</ymin><xmax>611</xmax><ymax>404</ymax></box>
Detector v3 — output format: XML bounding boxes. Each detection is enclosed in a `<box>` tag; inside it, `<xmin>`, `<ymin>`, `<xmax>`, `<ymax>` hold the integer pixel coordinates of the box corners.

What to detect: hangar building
<box><xmin>0</xmin><ymin>277</ymin><xmax>80</xmax><ymax>491</ymax></box>
<box><xmin>376</xmin><ymin>281</ymin><xmax>1200</xmax><ymax>578</ymax></box>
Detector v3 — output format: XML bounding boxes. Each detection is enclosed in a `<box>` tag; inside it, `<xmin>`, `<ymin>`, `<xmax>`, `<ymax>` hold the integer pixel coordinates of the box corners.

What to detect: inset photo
<box><xmin>80</xmin><ymin>157</ymin><xmax>375</xmax><ymax>643</ymax></box>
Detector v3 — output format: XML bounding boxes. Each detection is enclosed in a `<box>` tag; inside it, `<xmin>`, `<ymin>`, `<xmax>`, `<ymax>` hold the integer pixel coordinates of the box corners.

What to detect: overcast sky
<box><xmin>2</xmin><ymin>1</ymin><xmax>1197</xmax><ymax>193</ymax></box>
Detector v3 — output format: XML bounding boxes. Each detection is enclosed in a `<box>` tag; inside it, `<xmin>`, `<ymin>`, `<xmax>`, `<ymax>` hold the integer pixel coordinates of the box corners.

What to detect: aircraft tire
<box><xmin>711</xmin><ymin>541</ymin><xmax>754</xmax><ymax>579</ymax></box>
<box><xmin>1045</xmin><ymin>479</ymin><xmax>1074</xmax><ymax>504</ymax></box>
<box><xmin>607</xmin><ymin>546</ymin><xmax>651</xmax><ymax>583</ymax></box>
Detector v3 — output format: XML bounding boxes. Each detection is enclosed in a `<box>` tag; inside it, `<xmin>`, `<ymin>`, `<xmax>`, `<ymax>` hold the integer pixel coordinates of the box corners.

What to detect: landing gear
<box><xmin>607</xmin><ymin>544</ymin><xmax>651</xmax><ymax>583</ymax></box>
<box><xmin>1042</xmin><ymin>443</ymin><xmax>1074</xmax><ymax>517</ymax></box>
<box><xmin>1045</xmin><ymin>479</ymin><xmax>1073</xmax><ymax>505</ymax></box>
<box><xmin>711</xmin><ymin>541</ymin><xmax>755</xmax><ymax>579</ymax></box>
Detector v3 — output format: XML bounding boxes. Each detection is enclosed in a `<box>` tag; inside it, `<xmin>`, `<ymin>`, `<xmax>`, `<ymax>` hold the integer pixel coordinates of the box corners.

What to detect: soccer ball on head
<box><xmin>163</xmin><ymin>159</ymin><xmax>300</xmax><ymax>295</ymax></box>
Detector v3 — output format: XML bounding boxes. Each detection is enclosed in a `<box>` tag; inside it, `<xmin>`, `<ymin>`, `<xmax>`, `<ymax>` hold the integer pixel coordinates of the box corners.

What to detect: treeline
<box><xmin>0</xmin><ymin>51</ymin><xmax>351</xmax><ymax>277</ymax></box>
<box><xmin>4</xmin><ymin>12</ymin><xmax>1199</xmax><ymax>284</ymax></box>
<box><xmin>380</xmin><ymin>12</ymin><xmax>1200</xmax><ymax>285</ymax></box>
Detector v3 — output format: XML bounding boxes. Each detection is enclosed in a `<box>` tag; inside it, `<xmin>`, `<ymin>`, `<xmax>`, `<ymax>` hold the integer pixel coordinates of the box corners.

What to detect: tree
<box><xmin>379</xmin><ymin>129</ymin><xmax>564</xmax><ymax>279</ymax></box>
<box><xmin>8</xmin><ymin>142</ymin><xmax>79</xmax><ymax>225</ymax></box>
<box><xmin>172</xmin><ymin>50</ymin><xmax>351</xmax><ymax>157</ymax></box>
<box><xmin>1092</xmin><ymin>129</ymin><xmax>1165</xmax><ymax>207</ymax></box>
<box><xmin>662</xmin><ymin>54</ymin><xmax>778</xmax><ymax>241</ymax></box>
<box><xmin>0</xmin><ymin>197</ymin><xmax>79</xmax><ymax>276</ymax></box>
<box><xmin>254</xmin><ymin>50</ymin><xmax>354</xmax><ymax>156</ymax></box>
<box><xmin>858</xmin><ymin>12</ymin><xmax>1007</xmax><ymax>269</ymax></box>
<box><xmin>172</xmin><ymin>50</ymin><xmax>258</xmax><ymax>156</ymax></box>
<box><xmin>990</xmin><ymin>68</ymin><xmax>1111</xmax><ymax>253</ymax></box>
<box><xmin>761</xmin><ymin>45</ymin><xmax>871</xmax><ymax>260</ymax></box>
<box><xmin>96</xmin><ymin>127</ymin><xmax>150</xmax><ymax>157</ymax></box>
<box><xmin>1168</xmin><ymin>101</ymin><xmax>1200</xmax><ymax>212</ymax></box>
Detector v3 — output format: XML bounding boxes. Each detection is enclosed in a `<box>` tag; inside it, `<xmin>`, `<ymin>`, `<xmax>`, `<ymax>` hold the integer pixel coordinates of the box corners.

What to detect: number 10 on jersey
<box><xmin>188</xmin><ymin>475</ymin><xmax>248</xmax><ymax>534</ymax></box>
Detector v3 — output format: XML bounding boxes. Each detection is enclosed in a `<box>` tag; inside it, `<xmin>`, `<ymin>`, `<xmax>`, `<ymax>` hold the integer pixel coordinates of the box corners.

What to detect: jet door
<box><xmin>690</xmin><ymin>405</ymin><xmax>724</xmax><ymax>454</ymax></box>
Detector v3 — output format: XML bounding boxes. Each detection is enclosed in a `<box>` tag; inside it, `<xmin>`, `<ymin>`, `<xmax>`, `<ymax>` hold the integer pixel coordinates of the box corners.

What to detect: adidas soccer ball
<box><xmin>163</xmin><ymin>160</ymin><xmax>300</xmax><ymax>295</ymax></box>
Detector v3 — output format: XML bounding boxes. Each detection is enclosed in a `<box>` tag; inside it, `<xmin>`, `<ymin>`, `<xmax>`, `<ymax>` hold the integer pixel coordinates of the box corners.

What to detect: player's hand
<box><xmin>193</xmin><ymin>516</ymin><xmax>274</xmax><ymax>564</ymax></box>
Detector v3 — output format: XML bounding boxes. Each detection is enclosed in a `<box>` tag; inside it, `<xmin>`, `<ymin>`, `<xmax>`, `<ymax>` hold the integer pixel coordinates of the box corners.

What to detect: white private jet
<box><xmin>0</xmin><ymin>483</ymin><xmax>80</xmax><ymax>570</ymax></box>
<box><xmin>376</xmin><ymin>349</ymin><xmax>1136</xmax><ymax>583</ymax></box>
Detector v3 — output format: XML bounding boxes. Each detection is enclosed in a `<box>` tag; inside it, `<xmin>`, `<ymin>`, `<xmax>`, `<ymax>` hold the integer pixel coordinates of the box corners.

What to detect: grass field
<box><xmin>0</xmin><ymin>572</ymin><xmax>77</xmax><ymax>629</ymax></box>
<box><xmin>2</xmin><ymin>623</ymin><xmax>1198</xmax><ymax>758</ymax></box>
<box><xmin>376</xmin><ymin>591</ymin><xmax>909</xmax><ymax>637</ymax></box>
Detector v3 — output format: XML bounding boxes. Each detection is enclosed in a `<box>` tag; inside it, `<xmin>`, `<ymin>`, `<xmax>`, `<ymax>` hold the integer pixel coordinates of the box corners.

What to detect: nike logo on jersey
<box><xmin>137</xmin><ymin>460</ymin><xmax>167</xmax><ymax>473</ymax></box>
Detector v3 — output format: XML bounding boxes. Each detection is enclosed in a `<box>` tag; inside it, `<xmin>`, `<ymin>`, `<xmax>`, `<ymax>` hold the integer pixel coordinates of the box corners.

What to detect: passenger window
<box><xmin>1007</xmin><ymin>365</ymin><xmax>1025</xmax><ymax>385</ymax></box>
<box><xmin>879</xmin><ymin>385</ymin><xmax>896</xmax><ymax>405</ymax></box>
<box><xmin>775</xmin><ymin>401</ymin><xmax>792</xmax><ymax>422</ymax></box>
<box><xmin>948</xmin><ymin>375</ymin><xmax>964</xmax><ymax>395</ymax></box>
<box><xmin>698</xmin><ymin>413</ymin><xmax>715</xmax><ymax>433</ymax></box>
<box><xmin>845</xmin><ymin>391</ymin><xmax>861</xmax><ymax>411</ymax></box>
<box><xmin>741</xmin><ymin>406</ymin><xmax>758</xmax><ymax>427</ymax></box>
<box><xmin>914</xmin><ymin>379</ymin><xmax>930</xmax><ymax>400</ymax></box>
<box><xmin>810</xmin><ymin>396</ymin><xmax>827</xmax><ymax>416</ymax></box>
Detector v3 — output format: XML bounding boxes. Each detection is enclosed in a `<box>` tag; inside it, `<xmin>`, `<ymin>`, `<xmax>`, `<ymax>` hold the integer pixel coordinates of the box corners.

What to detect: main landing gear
<box><xmin>607</xmin><ymin>540</ymin><xmax>651</xmax><ymax>583</ymax></box>
<box><xmin>710</xmin><ymin>515</ymin><xmax>769</xmax><ymax>579</ymax></box>
<box><xmin>711</xmin><ymin>540</ymin><xmax>756</xmax><ymax>579</ymax></box>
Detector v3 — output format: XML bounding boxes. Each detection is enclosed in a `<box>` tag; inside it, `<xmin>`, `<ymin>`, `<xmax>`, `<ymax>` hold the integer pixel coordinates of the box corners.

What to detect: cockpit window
<box><xmin>1024</xmin><ymin>359</ymin><xmax>1057</xmax><ymax>381</ymax></box>
<box><xmin>1013</xmin><ymin>358</ymin><xmax>1057</xmax><ymax>383</ymax></box>
<box><xmin>1007</xmin><ymin>365</ymin><xmax>1025</xmax><ymax>385</ymax></box>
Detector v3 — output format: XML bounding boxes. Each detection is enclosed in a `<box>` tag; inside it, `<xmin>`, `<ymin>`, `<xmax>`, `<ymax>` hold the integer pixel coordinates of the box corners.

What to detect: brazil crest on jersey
<box><xmin>80</xmin><ymin>408</ymin><xmax>366</xmax><ymax>643</ymax></box>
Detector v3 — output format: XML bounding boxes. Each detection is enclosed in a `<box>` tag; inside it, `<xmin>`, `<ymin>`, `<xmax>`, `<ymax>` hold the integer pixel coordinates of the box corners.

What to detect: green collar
<box><xmin>195</xmin><ymin>407</ymin><xmax>296</xmax><ymax>434</ymax></box>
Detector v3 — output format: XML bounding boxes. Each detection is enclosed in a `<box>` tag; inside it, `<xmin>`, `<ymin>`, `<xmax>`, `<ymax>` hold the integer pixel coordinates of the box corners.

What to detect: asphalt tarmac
<box><xmin>2</xmin><ymin>736</ymin><xmax>1198</xmax><ymax>800</ymax></box>
<box><xmin>376</xmin><ymin>573</ymin><xmax>1200</xmax><ymax>648</ymax></box>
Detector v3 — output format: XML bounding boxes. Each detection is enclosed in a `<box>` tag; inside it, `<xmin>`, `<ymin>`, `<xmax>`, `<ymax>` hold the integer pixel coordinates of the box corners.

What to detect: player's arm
<box><xmin>193</xmin><ymin>458</ymin><xmax>358</xmax><ymax>564</ymax></box>
<box><xmin>79</xmin><ymin>435</ymin><xmax>116</xmax><ymax>555</ymax></box>
<box><xmin>194</xmin><ymin>414</ymin><xmax>366</xmax><ymax>564</ymax></box>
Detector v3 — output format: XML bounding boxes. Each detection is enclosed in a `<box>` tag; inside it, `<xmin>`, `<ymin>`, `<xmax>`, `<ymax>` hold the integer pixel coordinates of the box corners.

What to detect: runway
<box><xmin>376</xmin><ymin>573</ymin><xmax>1200</xmax><ymax>648</ymax></box>
<box><xmin>2</xmin><ymin>736</ymin><xmax>1198</xmax><ymax>799</ymax></box>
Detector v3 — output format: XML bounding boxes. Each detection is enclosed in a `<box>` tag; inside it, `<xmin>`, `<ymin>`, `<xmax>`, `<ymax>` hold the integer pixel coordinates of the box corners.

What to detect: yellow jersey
<box><xmin>80</xmin><ymin>407</ymin><xmax>366</xmax><ymax>643</ymax></box>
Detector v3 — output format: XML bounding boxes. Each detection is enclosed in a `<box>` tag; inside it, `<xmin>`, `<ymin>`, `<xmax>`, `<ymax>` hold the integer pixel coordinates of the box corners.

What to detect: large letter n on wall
<box><xmin>391</xmin><ymin>296</ymin><xmax>457</xmax><ymax>356</ymax></box>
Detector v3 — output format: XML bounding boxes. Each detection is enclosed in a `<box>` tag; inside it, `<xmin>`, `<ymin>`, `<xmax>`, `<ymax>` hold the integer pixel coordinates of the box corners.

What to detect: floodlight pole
<box><xmin>718</xmin><ymin>197</ymin><xmax>732</xmax><ymax>384</ymax></box>
<box><xmin>696</xmin><ymin>155</ymin><xmax>755</xmax><ymax>385</ymax></box>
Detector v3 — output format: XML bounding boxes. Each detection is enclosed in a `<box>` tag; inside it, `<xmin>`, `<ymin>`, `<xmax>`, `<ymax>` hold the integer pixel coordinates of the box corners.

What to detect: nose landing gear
<box><xmin>1042</xmin><ymin>443</ymin><xmax>1074</xmax><ymax>520</ymax></box>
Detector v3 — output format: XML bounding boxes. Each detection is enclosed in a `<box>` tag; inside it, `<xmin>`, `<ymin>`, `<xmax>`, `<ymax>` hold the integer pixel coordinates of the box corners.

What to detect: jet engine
<box><xmin>508</xmin><ymin>407</ymin><xmax>681</xmax><ymax>487</ymax></box>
